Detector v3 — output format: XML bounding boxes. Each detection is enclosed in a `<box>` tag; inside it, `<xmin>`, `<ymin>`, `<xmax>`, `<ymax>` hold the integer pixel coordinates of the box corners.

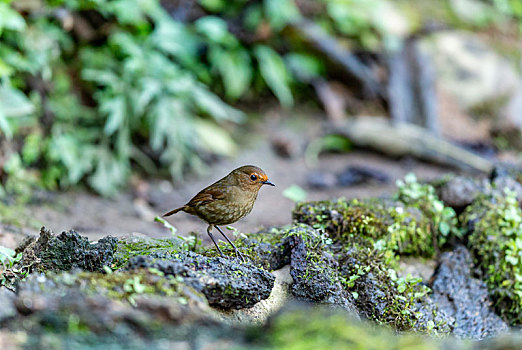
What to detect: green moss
<box><xmin>45</xmin><ymin>269</ymin><xmax>196</xmax><ymax>306</ymax></box>
<box><xmin>469</xmin><ymin>94</ymin><xmax>511</xmax><ymax>119</ymax></box>
<box><xmin>291</xmin><ymin>175</ymin><xmax>457</xmax><ymax>333</ymax></box>
<box><xmin>112</xmin><ymin>237</ymin><xmax>188</xmax><ymax>269</ymax></box>
<box><xmin>395</xmin><ymin>174</ymin><xmax>461</xmax><ymax>249</ymax></box>
<box><xmin>337</xmin><ymin>244</ymin><xmax>447</xmax><ymax>334</ymax></box>
<box><xmin>295</xmin><ymin>198</ymin><xmax>431</xmax><ymax>259</ymax></box>
<box><xmin>293</xmin><ymin>174</ymin><xmax>460</xmax><ymax>258</ymax></box>
<box><xmin>201</xmin><ymin>226</ymin><xmax>290</xmax><ymax>271</ymax></box>
<box><xmin>263</xmin><ymin>306</ymin><xmax>445</xmax><ymax>350</ymax></box>
<box><xmin>461</xmin><ymin>190</ymin><xmax>522</xmax><ymax>324</ymax></box>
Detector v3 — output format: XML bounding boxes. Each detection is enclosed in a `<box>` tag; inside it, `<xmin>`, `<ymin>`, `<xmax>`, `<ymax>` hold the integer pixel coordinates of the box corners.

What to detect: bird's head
<box><xmin>232</xmin><ymin>165</ymin><xmax>275</xmax><ymax>191</ymax></box>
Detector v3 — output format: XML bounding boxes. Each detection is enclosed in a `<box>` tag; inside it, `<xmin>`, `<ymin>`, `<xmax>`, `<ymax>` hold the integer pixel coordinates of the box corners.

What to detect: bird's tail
<box><xmin>163</xmin><ymin>206</ymin><xmax>185</xmax><ymax>217</ymax></box>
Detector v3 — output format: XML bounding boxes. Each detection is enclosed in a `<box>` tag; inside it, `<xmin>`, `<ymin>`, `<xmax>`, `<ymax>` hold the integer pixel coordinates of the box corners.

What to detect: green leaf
<box><xmin>404</xmin><ymin>173</ymin><xmax>417</xmax><ymax>183</ymax></box>
<box><xmin>150</xmin><ymin>98</ymin><xmax>173</xmax><ymax>151</ymax></box>
<box><xmin>195</xmin><ymin>16</ymin><xmax>237</xmax><ymax>47</ymax></box>
<box><xmin>194</xmin><ymin>119</ymin><xmax>237</xmax><ymax>157</ymax></box>
<box><xmin>283</xmin><ymin>185</ymin><xmax>307</xmax><ymax>202</ymax></box>
<box><xmin>264</xmin><ymin>0</ymin><xmax>301</xmax><ymax>31</ymax></box>
<box><xmin>192</xmin><ymin>85</ymin><xmax>244</xmax><ymax>122</ymax></box>
<box><xmin>136</xmin><ymin>78</ymin><xmax>161</xmax><ymax>114</ymax></box>
<box><xmin>320</xmin><ymin>135</ymin><xmax>352</xmax><ymax>152</ymax></box>
<box><xmin>152</xmin><ymin>20</ymin><xmax>199</xmax><ymax>60</ymax></box>
<box><xmin>0</xmin><ymin>3</ymin><xmax>26</xmax><ymax>32</ymax></box>
<box><xmin>210</xmin><ymin>47</ymin><xmax>252</xmax><ymax>99</ymax></box>
<box><xmin>506</xmin><ymin>255</ymin><xmax>518</xmax><ymax>265</ymax></box>
<box><xmin>154</xmin><ymin>216</ymin><xmax>178</xmax><ymax>235</ymax></box>
<box><xmin>254</xmin><ymin>45</ymin><xmax>293</xmax><ymax>108</ymax></box>
<box><xmin>101</xmin><ymin>96</ymin><xmax>126</xmax><ymax>135</ymax></box>
<box><xmin>285</xmin><ymin>52</ymin><xmax>324</xmax><ymax>82</ymax></box>
<box><xmin>22</xmin><ymin>133</ymin><xmax>43</xmax><ymax>165</ymax></box>
<box><xmin>0</xmin><ymin>84</ymin><xmax>34</xmax><ymax>138</ymax></box>
<box><xmin>432</xmin><ymin>200</ymin><xmax>444</xmax><ymax>213</ymax></box>
<box><xmin>107</xmin><ymin>0</ymin><xmax>147</xmax><ymax>25</ymax></box>
<box><xmin>0</xmin><ymin>110</ymin><xmax>11</xmax><ymax>139</ymax></box>
<box><xmin>305</xmin><ymin>134</ymin><xmax>352</xmax><ymax>165</ymax></box>
<box><xmin>49</xmin><ymin>134</ymin><xmax>95</xmax><ymax>185</ymax></box>
<box><xmin>199</xmin><ymin>0</ymin><xmax>227</xmax><ymax>12</ymax></box>
<box><xmin>0</xmin><ymin>245</ymin><xmax>16</xmax><ymax>261</ymax></box>
<box><xmin>82</xmin><ymin>69</ymin><xmax>119</xmax><ymax>87</ymax></box>
<box><xmin>0</xmin><ymin>58</ymin><xmax>13</xmax><ymax>78</ymax></box>
<box><xmin>88</xmin><ymin>150</ymin><xmax>128</xmax><ymax>196</ymax></box>
<box><xmin>439</xmin><ymin>221</ymin><xmax>450</xmax><ymax>236</ymax></box>
<box><xmin>0</xmin><ymin>84</ymin><xmax>34</xmax><ymax>118</ymax></box>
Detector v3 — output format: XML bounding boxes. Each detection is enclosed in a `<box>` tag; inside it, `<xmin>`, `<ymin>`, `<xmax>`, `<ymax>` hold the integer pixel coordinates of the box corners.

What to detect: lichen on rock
<box><xmin>19</xmin><ymin>227</ymin><xmax>117</xmax><ymax>273</ymax></box>
<box><xmin>126</xmin><ymin>251</ymin><xmax>275</xmax><ymax>310</ymax></box>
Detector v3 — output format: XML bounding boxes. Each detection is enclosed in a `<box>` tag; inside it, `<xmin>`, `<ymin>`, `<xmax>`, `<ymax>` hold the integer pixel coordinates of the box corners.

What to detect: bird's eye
<box><xmin>250</xmin><ymin>174</ymin><xmax>257</xmax><ymax>181</ymax></box>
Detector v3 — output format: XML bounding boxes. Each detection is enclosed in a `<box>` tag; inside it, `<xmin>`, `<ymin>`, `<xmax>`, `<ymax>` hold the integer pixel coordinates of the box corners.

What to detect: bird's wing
<box><xmin>186</xmin><ymin>187</ymin><xmax>226</xmax><ymax>207</ymax></box>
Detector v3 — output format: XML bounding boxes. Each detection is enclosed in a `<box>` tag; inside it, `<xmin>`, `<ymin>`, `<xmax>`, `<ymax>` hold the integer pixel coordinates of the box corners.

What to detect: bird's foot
<box><xmin>235</xmin><ymin>249</ymin><xmax>247</xmax><ymax>263</ymax></box>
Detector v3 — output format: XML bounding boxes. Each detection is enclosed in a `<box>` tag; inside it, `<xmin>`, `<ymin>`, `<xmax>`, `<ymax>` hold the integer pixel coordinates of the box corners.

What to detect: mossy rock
<box><xmin>15</xmin><ymin>269</ymin><xmax>209</xmax><ymax>313</ymax></box>
<box><xmin>429</xmin><ymin>246</ymin><xmax>508</xmax><ymax>338</ymax></box>
<box><xmin>126</xmin><ymin>251</ymin><xmax>275</xmax><ymax>310</ymax></box>
<box><xmin>460</xmin><ymin>192</ymin><xmax>522</xmax><ymax>324</ymax></box>
<box><xmin>19</xmin><ymin>227</ymin><xmax>117</xmax><ymax>273</ymax></box>
<box><xmin>9</xmin><ymin>273</ymin><xmax>232</xmax><ymax>349</ymax></box>
<box><xmin>113</xmin><ymin>235</ymin><xmax>188</xmax><ymax>269</ymax></box>
<box><xmin>260</xmin><ymin>303</ymin><xmax>522</xmax><ymax>350</ymax></box>
<box><xmin>337</xmin><ymin>243</ymin><xmax>449</xmax><ymax>333</ymax></box>
<box><xmin>203</xmin><ymin>227</ymin><xmax>292</xmax><ymax>271</ymax></box>
<box><xmin>259</xmin><ymin>223</ymin><xmax>449</xmax><ymax>334</ymax></box>
<box><xmin>293</xmin><ymin>198</ymin><xmax>440</xmax><ymax>257</ymax></box>
<box><xmin>286</xmin><ymin>225</ymin><xmax>358</xmax><ymax>315</ymax></box>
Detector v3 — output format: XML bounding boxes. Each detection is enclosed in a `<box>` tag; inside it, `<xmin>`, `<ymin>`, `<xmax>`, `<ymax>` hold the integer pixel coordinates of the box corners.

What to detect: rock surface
<box><xmin>218</xmin><ymin>265</ymin><xmax>294</xmax><ymax>324</ymax></box>
<box><xmin>19</xmin><ymin>227</ymin><xmax>117</xmax><ymax>273</ymax></box>
<box><xmin>126</xmin><ymin>252</ymin><xmax>275</xmax><ymax>310</ymax></box>
<box><xmin>0</xmin><ymin>289</ymin><xmax>16</xmax><ymax>322</ymax></box>
<box><xmin>436</xmin><ymin>176</ymin><xmax>483</xmax><ymax>210</ymax></box>
<box><xmin>423</xmin><ymin>32</ymin><xmax>520</xmax><ymax>110</ymax></box>
<box><xmin>288</xmin><ymin>230</ymin><xmax>358</xmax><ymax>315</ymax></box>
<box><xmin>6</xmin><ymin>273</ymin><xmax>233</xmax><ymax>350</ymax></box>
<box><xmin>430</xmin><ymin>246</ymin><xmax>509</xmax><ymax>339</ymax></box>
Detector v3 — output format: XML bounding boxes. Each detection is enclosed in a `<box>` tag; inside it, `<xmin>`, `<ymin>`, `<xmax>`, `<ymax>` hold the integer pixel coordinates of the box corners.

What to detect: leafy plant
<box><xmin>396</xmin><ymin>173</ymin><xmax>461</xmax><ymax>248</ymax></box>
<box><xmin>0</xmin><ymin>244</ymin><xmax>28</xmax><ymax>291</ymax></box>
<box><xmin>0</xmin><ymin>245</ymin><xmax>21</xmax><ymax>271</ymax></box>
<box><xmin>0</xmin><ymin>0</ymin><xmax>248</xmax><ymax>196</ymax></box>
<box><xmin>461</xmin><ymin>189</ymin><xmax>522</xmax><ymax>324</ymax></box>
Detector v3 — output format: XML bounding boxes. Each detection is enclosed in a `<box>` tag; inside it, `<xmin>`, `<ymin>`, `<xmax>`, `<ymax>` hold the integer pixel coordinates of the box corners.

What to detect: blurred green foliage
<box><xmin>0</xmin><ymin>0</ymin><xmax>248</xmax><ymax>196</ymax></box>
<box><xmin>0</xmin><ymin>0</ymin><xmax>520</xmax><ymax>197</ymax></box>
<box><xmin>0</xmin><ymin>0</ymin><xmax>312</xmax><ymax>197</ymax></box>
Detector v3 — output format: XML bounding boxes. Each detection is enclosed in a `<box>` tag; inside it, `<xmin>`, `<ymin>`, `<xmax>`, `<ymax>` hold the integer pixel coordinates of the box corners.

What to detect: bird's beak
<box><xmin>262</xmin><ymin>180</ymin><xmax>275</xmax><ymax>186</ymax></box>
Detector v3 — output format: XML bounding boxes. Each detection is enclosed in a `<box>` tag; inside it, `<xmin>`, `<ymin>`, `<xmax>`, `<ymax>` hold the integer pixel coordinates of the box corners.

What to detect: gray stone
<box><xmin>430</xmin><ymin>246</ymin><xmax>509</xmax><ymax>339</ymax></box>
<box><xmin>126</xmin><ymin>252</ymin><xmax>275</xmax><ymax>310</ymax></box>
<box><xmin>0</xmin><ymin>289</ymin><xmax>16</xmax><ymax>322</ymax></box>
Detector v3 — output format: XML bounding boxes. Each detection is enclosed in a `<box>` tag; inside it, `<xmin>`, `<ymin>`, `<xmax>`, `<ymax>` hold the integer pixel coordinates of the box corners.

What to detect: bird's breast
<box><xmin>195</xmin><ymin>187</ymin><xmax>258</xmax><ymax>225</ymax></box>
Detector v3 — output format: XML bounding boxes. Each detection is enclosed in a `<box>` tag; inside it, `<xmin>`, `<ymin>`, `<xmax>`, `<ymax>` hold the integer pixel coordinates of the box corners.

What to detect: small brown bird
<box><xmin>163</xmin><ymin>165</ymin><xmax>275</xmax><ymax>260</ymax></box>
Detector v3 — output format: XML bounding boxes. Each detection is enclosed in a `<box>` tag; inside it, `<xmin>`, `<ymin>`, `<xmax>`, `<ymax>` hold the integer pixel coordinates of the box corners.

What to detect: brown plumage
<box><xmin>163</xmin><ymin>165</ymin><xmax>275</xmax><ymax>260</ymax></box>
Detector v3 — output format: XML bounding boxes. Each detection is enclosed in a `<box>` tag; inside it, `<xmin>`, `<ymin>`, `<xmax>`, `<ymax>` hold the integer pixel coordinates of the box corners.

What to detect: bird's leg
<box><xmin>215</xmin><ymin>226</ymin><xmax>246</xmax><ymax>262</ymax></box>
<box><xmin>207</xmin><ymin>225</ymin><xmax>225</xmax><ymax>258</ymax></box>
